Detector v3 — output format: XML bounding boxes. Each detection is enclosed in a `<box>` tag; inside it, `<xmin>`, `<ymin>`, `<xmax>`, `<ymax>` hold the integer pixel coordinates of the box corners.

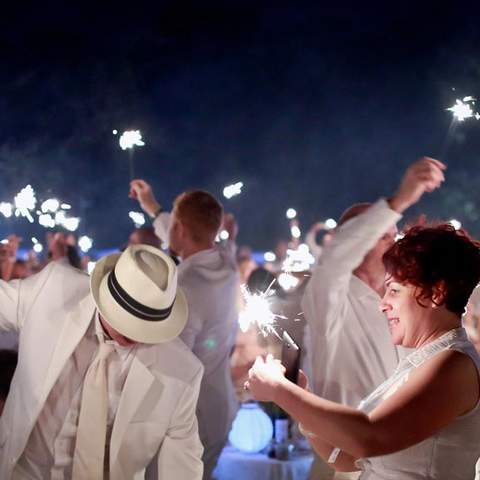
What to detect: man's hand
<box><xmin>48</xmin><ymin>232</ymin><xmax>68</xmax><ymax>260</ymax></box>
<box><xmin>222</xmin><ymin>213</ymin><xmax>239</xmax><ymax>241</ymax></box>
<box><xmin>129</xmin><ymin>179</ymin><xmax>161</xmax><ymax>218</ymax></box>
<box><xmin>0</xmin><ymin>235</ymin><xmax>22</xmax><ymax>280</ymax></box>
<box><xmin>389</xmin><ymin>157</ymin><xmax>446</xmax><ymax>213</ymax></box>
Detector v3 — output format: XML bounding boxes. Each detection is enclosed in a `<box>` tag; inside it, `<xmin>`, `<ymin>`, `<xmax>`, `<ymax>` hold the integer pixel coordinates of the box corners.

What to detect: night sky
<box><xmin>1</xmin><ymin>2</ymin><xmax>480</xmax><ymax>252</ymax></box>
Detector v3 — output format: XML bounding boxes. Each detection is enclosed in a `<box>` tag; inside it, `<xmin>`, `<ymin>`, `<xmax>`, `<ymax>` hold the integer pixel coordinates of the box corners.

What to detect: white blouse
<box><xmin>357</xmin><ymin>327</ymin><xmax>480</xmax><ymax>480</ymax></box>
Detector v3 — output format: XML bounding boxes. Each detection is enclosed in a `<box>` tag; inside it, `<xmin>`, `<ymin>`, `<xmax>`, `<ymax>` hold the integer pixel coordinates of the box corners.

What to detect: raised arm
<box><xmin>302</xmin><ymin>157</ymin><xmax>445</xmax><ymax>327</ymax></box>
<box><xmin>130</xmin><ymin>179</ymin><xmax>171</xmax><ymax>244</ymax></box>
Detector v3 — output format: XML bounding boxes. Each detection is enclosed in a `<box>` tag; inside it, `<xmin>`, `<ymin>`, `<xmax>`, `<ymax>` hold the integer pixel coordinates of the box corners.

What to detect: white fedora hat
<box><xmin>91</xmin><ymin>244</ymin><xmax>188</xmax><ymax>344</ymax></box>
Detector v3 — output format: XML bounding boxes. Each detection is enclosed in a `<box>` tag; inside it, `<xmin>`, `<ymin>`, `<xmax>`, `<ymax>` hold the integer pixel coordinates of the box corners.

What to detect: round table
<box><xmin>213</xmin><ymin>446</ymin><xmax>314</xmax><ymax>480</ymax></box>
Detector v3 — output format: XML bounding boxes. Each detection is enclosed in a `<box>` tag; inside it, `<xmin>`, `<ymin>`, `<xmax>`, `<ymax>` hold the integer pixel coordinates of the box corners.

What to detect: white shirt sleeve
<box><xmin>301</xmin><ymin>198</ymin><xmax>401</xmax><ymax>334</ymax></box>
<box><xmin>153</xmin><ymin>212</ymin><xmax>171</xmax><ymax>245</ymax></box>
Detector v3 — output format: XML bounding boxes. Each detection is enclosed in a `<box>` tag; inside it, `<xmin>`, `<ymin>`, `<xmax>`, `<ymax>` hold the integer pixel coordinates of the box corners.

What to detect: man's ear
<box><xmin>432</xmin><ymin>281</ymin><xmax>447</xmax><ymax>307</ymax></box>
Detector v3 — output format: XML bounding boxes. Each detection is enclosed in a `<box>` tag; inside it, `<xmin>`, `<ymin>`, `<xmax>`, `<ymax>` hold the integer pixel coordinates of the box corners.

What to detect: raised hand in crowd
<box><xmin>47</xmin><ymin>232</ymin><xmax>68</xmax><ymax>261</ymax></box>
<box><xmin>389</xmin><ymin>157</ymin><xmax>446</xmax><ymax>213</ymax></box>
<box><xmin>222</xmin><ymin>212</ymin><xmax>239</xmax><ymax>242</ymax></box>
<box><xmin>0</xmin><ymin>235</ymin><xmax>22</xmax><ymax>281</ymax></box>
<box><xmin>129</xmin><ymin>179</ymin><xmax>162</xmax><ymax>218</ymax></box>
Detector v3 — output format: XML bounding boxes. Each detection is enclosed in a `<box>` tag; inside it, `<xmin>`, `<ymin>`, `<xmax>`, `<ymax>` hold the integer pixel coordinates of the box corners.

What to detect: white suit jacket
<box><xmin>302</xmin><ymin>199</ymin><xmax>408</xmax><ymax>407</ymax></box>
<box><xmin>0</xmin><ymin>261</ymin><xmax>204</xmax><ymax>479</ymax></box>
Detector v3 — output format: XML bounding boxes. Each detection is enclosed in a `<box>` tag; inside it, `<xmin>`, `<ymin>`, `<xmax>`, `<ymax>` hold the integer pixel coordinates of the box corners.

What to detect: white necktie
<box><xmin>72</xmin><ymin>340</ymin><xmax>114</xmax><ymax>479</ymax></box>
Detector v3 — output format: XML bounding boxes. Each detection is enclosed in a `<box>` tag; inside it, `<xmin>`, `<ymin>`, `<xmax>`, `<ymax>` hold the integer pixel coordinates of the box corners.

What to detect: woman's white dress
<box><xmin>357</xmin><ymin>328</ymin><xmax>480</xmax><ymax>480</ymax></box>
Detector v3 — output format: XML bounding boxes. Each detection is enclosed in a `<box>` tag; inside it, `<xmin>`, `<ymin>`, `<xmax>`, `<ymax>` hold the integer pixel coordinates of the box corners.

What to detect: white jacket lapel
<box><xmin>110</xmin><ymin>352</ymin><xmax>159</xmax><ymax>465</ymax></box>
<box><xmin>42</xmin><ymin>295</ymin><xmax>95</xmax><ymax>400</ymax></box>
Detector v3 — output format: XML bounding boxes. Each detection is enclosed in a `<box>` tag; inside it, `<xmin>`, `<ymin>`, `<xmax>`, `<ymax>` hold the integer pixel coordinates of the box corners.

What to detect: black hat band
<box><xmin>107</xmin><ymin>268</ymin><xmax>175</xmax><ymax>322</ymax></box>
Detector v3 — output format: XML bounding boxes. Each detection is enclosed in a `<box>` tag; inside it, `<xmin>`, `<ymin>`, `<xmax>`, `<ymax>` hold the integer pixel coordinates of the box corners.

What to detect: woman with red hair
<box><xmin>247</xmin><ymin>224</ymin><xmax>480</xmax><ymax>479</ymax></box>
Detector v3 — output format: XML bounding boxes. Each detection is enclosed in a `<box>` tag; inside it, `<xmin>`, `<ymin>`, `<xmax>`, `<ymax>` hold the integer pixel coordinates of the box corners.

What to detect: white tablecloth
<box><xmin>214</xmin><ymin>446</ymin><xmax>314</xmax><ymax>480</ymax></box>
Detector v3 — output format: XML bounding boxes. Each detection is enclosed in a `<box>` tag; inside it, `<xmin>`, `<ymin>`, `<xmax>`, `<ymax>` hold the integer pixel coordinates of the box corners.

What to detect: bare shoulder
<box><xmin>415</xmin><ymin>349</ymin><xmax>478</xmax><ymax>386</ymax></box>
<box><xmin>373</xmin><ymin>349</ymin><xmax>479</xmax><ymax>421</ymax></box>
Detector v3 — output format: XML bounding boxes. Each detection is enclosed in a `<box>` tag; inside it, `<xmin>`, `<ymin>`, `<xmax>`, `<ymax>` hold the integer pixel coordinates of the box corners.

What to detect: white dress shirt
<box><xmin>301</xmin><ymin>199</ymin><xmax>408</xmax><ymax>407</ymax></box>
<box><xmin>14</xmin><ymin>315</ymin><xmax>135</xmax><ymax>479</ymax></box>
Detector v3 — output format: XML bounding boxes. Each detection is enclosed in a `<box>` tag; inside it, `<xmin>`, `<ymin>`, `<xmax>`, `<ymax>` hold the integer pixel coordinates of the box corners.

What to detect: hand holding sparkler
<box><xmin>129</xmin><ymin>179</ymin><xmax>162</xmax><ymax>218</ymax></box>
<box><xmin>389</xmin><ymin>157</ymin><xmax>446</xmax><ymax>213</ymax></box>
<box><xmin>244</xmin><ymin>354</ymin><xmax>287</xmax><ymax>402</ymax></box>
<box><xmin>221</xmin><ymin>213</ymin><xmax>238</xmax><ymax>242</ymax></box>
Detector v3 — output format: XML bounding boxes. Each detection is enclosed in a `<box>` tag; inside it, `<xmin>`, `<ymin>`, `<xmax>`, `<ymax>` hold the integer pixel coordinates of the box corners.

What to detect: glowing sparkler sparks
<box><xmin>0</xmin><ymin>202</ymin><xmax>13</xmax><ymax>218</ymax></box>
<box><xmin>41</xmin><ymin>198</ymin><xmax>60</xmax><ymax>213</ymax></box>
<box><xmin>239</xmin><ymin>282</ymin><xmax>286</xmax><ymax>338</ymax></box>
<box><xmin>282</xmin><ymin>244</ymin><xmax>315</xmax><ymax>273</ymax></box>
<box><xmin>264</xmin><ymin>251</ymin><xmax>276</xmax><ymax>262</ymax></box>
<box><xmin>278</xmin><ymin>272</ymin><xmax>299</xmax><ymax>291</ymax></box>
<box><xmin>54</xmin><ymin>211</ymin><xmax>80</xmax><ymax>232</ymax></box>
<box><xmin>219</xmin><ymin>230</ymin><xmax>230</xmax><ymax>240</ymax></box>
<box><xmin>78</xmin><ymin>235</ymin><xmax>93</xmax><ymax>253</ymax></box>
<box><xmin>62</xmin><ymin>217</ymin><xmax>80</xmax><ymax>232</ymax></box>
<box><xmin>446</xmin><ymin>98</ymin><xmax>479</xmax><ymax>122</ymax></box>
<box><xmin>14</xmin><ymin>185</ymin><xmax>37</xmax><ymax>223</ymax></box>
<box><xmin>290</xmin><ymin>225</ymin><xmax>301</xmax><ymax>239</ymax></box>
<box><xmin>449</xmin><ymin>219</ymin><xmax>462</xmax><ymax>230</ymax></box>
<box><xmin>38</xmin><ymin>214</ymin><xmax>55</xmax><ymax>228</ymax></box>
<box><xmin>223</xmin><ymin>182</ymin><xmax>244</xmax><ymax>199</ymax></box>
<box><xmin>119</xmin><ymin>130</ymin><xmax>145</xmax><ymax>150</ymax></box>
<box><xmin>286</xmin><ymin>208</ymin><xmax>297</xmax><ymax>219</ymax></box>
<box><xmin>325</xmin><ymin>218</ymin><xmax>337</xmax><ymax>230</ymax></box>
<box><xmin>31</xmin><ymin>237</ymin><xmax>43</xmax><ymax>253</ymax></box>
<box><xmin>129</xmin><ymin>211</ymin><xmax>146</xmax><ymax>227</ymax></box>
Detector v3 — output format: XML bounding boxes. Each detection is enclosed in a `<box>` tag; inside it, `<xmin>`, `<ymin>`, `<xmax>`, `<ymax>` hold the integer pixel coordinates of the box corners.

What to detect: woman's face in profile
<box><xmin>380</xmin><ymin>278</ymin><xmax>430</xmax><ymax>348</ymax></box>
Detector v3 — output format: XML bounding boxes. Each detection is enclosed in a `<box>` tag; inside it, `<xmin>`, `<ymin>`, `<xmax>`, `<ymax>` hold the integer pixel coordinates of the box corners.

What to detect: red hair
<box><xmin>383</xmin><ymin>223</ymin><xmax>480</xmax><ymax>315</ymax></box>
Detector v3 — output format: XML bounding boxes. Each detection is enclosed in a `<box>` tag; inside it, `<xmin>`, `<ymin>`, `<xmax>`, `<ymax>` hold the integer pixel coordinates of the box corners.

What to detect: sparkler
<box><xmin>449</xmin><ymin>219</ymin><xmax>462</xmax><ymax>230</ymax></box>
<box><xmin>31</xmin><ymin>237</ymin><xmax>43</xmax><ymax>253</ymax></box>
<box><xmin>282</xmin><ymin>245</ymin><xmax>315</xmax><ymax>273</ymax></box>
<box><xmin>446</xmin><ymin>98</ymin><xmax>478</xmax><ymax>122</ymax></box>
<box><xmin>223</xmin><ymin>182</ymin><xmax>244</xmax><ymax>199</ymax></box>
<box><xmin>54</xmin><ymin>211</ymin><xmax>80</xmax><ymax>232</ymax></box>
<box><xmin>0</xmin><ymin>202</ymin><xmax>13</xmax><ymax>218</ymax></box>
<box><xmin>62</xmin><ymin>217</ymin><xmax>80</xmax><ymax>232</ymax></box>
<box><xmin>264</xmin><ymin>251</ymin><xmax>276</xmax><ymax>262</ymax></box>
<box><xmin>38</xmin><ymin>214</ymin><xmax>55</xmax><ymax>228</ymax></box>
<box><xmin>78</xmin><ymin>235</ymin><xmax>93</xmax><ymax>253</ymax></box>
<box><xmin>129</xmin><ymin>211</ymin><xmax>146</xmax><ymax>227</ymax></box>
<box><xmin>14</xmin><ymin>185</ymin><xmax>36</xmax><ymax>223</ymax></box>
<box><xmin>278</xmin><ymin>272</ymin><xmax>299</xmax><ymax>291</ymax></box>
<box><xmin>325</xmin><ymin>218</ymin><xmax>337</xmax><ymax>230</ymax></box>
<box><xmin>118</xmin><ymin>130</ymin><xmax>145</xmax><ymax>180</ymax></box>
<box><xmin>239</xmin><ymin>281</ymin><xmax>286</xmax><ymax>339</ymax></box>
<box><xmin>290</xmin><ymin>225</ymin><xmax>301</xmax><ymax>239</ymax></box>
<box><xmin>286</xmin><ymin>208</ymin><xmax>297</xmax><ymax>219</ymax></box>
<box><xmin>219</xmin><ymin>230</ymin><xmax>230</xmax><ymax>240</ymax></box>
<box><xmin>441</xmin><ymin>96</ymin><xmax>480</xmax><ymax>160</ymax></box>
<box><xmin>41</xmin><ymin>198</ymin><xmax>60</xmax><ymax>213</ymax></box>
<box><xmin>119</xmin><ymin>130</ymin><xmax>145</xmax><ymax>150</ymax></box>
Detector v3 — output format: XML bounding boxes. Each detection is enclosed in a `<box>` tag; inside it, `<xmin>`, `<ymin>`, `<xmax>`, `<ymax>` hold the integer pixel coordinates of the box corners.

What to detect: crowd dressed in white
<box><xmin>1</xmin><ymin>157</ymin><xmax>480</xmax><ymax>479</ymax></box>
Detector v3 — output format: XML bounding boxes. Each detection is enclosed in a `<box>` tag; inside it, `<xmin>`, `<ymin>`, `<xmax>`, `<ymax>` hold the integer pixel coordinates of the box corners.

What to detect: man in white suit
<box><xmin>130</xmin><ymin>181</ymin><xmax>239</xmax><ymax>480</ymax></box>
<box><xmin>0</xmin><ymin>244</ymin><xmax>204</xmax><ymax>479</ymax></box>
